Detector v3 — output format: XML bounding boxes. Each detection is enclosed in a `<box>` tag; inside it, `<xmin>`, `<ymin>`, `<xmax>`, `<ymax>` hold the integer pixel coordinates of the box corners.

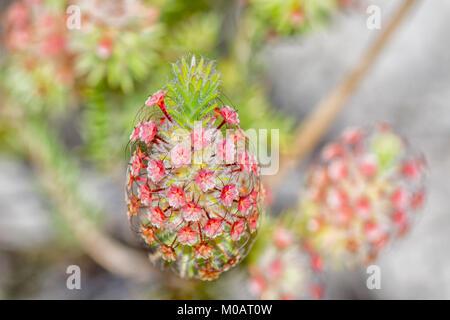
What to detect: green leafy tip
<box><xmin>166</xmin><ymin>55</ymin><xmax>221</xmax><ymax>128</ymax></box>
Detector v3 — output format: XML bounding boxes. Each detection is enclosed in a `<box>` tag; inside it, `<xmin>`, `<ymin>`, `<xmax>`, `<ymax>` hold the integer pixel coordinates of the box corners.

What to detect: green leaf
<box><xmin>166</xmin><ymin>55</ymin><xmax>222</xmax><ymax>127</ymax></box>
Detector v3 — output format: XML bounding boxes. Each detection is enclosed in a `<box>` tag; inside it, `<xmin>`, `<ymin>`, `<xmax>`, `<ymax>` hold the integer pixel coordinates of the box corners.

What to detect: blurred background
<box><xmin>0</xmin><ymin>0</ymin><xmax>449</xmax><ymax>299</ymax></box>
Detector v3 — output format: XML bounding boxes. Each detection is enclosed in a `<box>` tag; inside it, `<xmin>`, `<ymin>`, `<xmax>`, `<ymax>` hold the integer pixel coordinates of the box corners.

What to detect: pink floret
<box><xmin>167</xmin><ymin>186</ymin><xmax>186</xmax><ymax>209</ymax></box>
<box><xmin>219</xmin><ymin>105</ymin><xmax>240</xmax><ymax>125</ymax></box>
<box><xmin>204</xmin><ymin>218</ymin><xmax>223</xmax><ymax>238</ymax></box>
<box><xmin>170</xmin><ymin>143</ymin><xmax>191</xmax><ymax>168</ymax></box>
<box><xmin>221</xmin><ymin>184</ymin><xmax>238</xmax><ymax>207</ymax></box>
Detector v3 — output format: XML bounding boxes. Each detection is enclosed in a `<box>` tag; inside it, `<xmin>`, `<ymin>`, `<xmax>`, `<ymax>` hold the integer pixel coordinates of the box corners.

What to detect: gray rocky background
<box><xmin>0</xmin><ymin>0</ymin><xmax>449</xmax><ymax>299</ymax></box>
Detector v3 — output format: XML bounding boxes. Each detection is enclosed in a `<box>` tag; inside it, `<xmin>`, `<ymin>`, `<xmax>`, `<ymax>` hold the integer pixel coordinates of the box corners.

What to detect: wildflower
<box><xmin>194</xmin><ymin>242</ymin><xmax>214</xmax><ymax>259</ymax></box>
<box><xmin>298</xmin><ymin>124</ymin><xmax>426</xmax><ymax>268</ymax></box>
<box><xmin>140</xmin><ymin>121</ymin><xmax>157</xmax><ymax>144</ymax></box>
<box><xmin>126</xmin><ymin>57</ymin><xmax>263</xmax><ymax>280</ymax></box>
<box><xmin>230</xmin><ymin>219</ymin><xmax>246</xmax><ymax>241</ymax></box>
<box><xmin>181</xmin><ymin>202</ymin><xmax>202</xmax><ymax>222</ymax></box>
<box><xmin>221</xmin><ymin>184</ymin><xmax>238</xmax><ymax>207</ymax></box>
<box><xmin>147</xmin><ymin>159</ymin><xmax>165</xmax><ymax>184</ymax></box>
<box><xmin>167</xmin><ymin>186</ymin><xmax>186</xmax><ymax>209</ymax></box>
<box><xmin>170</xmin><ymin>143</ymin><xmax>191</xmax><ymax>168</ymax></box>
<box><xmin>216</xmin><ymin>138</ymin><xmax>236</xmax><ymax>163</ymax></box>
<box><xmin>195</xmin><ymin>169</ymin><xmax>215</xmax><ymax>192</ymax></box>
<box><xmin>204</xmin><ymin>218</ymin><xmax>223</xmax><ymax>239</ymax></box>
<box><xmin>177</xmin><ymin>226</ymin><xmax>198</xmax><ymax>246</ymax></box>
<box><xmin>149</xmin><ymin>207</ymin><xmax>165</xmax><ymax>228</ymax></box>
<box><xmin>218</xmin><ymin>105</ymin><xmax>239</xmax><ymax>125</ymax></box>
<box><xmin>159</xmin><ymin>244</ymin><xmax>177</xmax><ymax>262</ymax></box>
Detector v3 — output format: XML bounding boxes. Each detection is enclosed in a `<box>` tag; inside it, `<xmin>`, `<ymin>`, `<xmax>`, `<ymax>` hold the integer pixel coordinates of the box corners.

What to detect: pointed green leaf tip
<box><xmin>166</xmin><ymin>55</ymin><xmax>221</xmax><ymax>128</ymax></box>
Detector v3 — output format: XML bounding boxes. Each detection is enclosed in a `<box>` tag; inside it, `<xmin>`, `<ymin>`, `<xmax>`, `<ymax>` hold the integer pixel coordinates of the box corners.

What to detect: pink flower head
<box><xmin>341</xmin><ymin>127</ymin><xmax>363</xmax><ymax>145</ymax></box>
<box><xmin>221</xmin><ymin>184</ymin><xmax>238</xmax><ymax>207</ymax></box>
<box><xmin>194</xmin><ymin>242</ymin><xmax>214</xmax><ymax>259</ymax></box>
<box><xmin>181</xmin><ymin>202</ymin><xmax>203</xmax><ymax>222</ymax></box>
<box><xmin>147</xmin><ymin>159</ymin><xmax>165</xmax><ymax>184</ymax></box>
<box><xmin>167</xmin><ymin>186</ymin><xmax>186</xmax><ymax>209</ymax></box>
<box><xmin>230</xmin><ymin>219</ymin><xmax>246</xmax><ymax>241</ymax></box>
<box><xmin>216</xmin><ymin>138</ymin><xmax>236</xmax><ymax>163</ymax></box>
<box><xmin>273</xmin><ymin>226</ymin><xmax>294</xmax><ymax>249</ymax></box>
<box><xmin>328</xmin><ymin>159</ymin><xmax>347</xmax><ymax>181</ymax></box>
<box><xmin>219</xmin><ymin>105</ymin><xmax>239</xmax><ymax>125</ymax></box>
<box><xmin>195</xmin><ymin>169</ymin><xmax>215</xmax><ymax>192</ymax></box>
<box><xmin>170</xmin><ymin>143</ymin><xmax>191</xmax><ymax>168</ymax></box>
<box><xmin>238</xmin><ymin>151</ymin><xmax>251</xmax><ymax>172</ymax></box>
<box><xmin>177</xmin><ymin>226</ymin><xmax>198</xmax><ymax>246</ymax></box>
<box><xmin>139</xmin><ymin>184</ymin><xmax>153</xmax><ymax>205</ymax></box>
<box><xmin>130</xmin><ymin>122</ymin><xmax>143</xmax><ymax>141</ymax></box>
<box><xmin>145</xmin><ymin>90</ymin><xmax>166</xmax><ymax>107</ymax></box>
<box><xmin>248</xmin><ymin>213</ymin><xmax>259</xmax><ymax>233</ymax></box>
<box><xmin>191</xmin><ymin>125</ymin><xmax>214</xmax><ymax>150</ymax></box>
<box><xmin>392</xmin><ymin>188</ymin><xmax>410</xmax><ymax>210</ymax></box>
<box><xmin>140</xmin><ymin>121</ymin><xmax>157</xmax><ymax>144</ymax></box>
<box><xmin>238</xmin><ymin>195</ymin><xmax>253</xmax><ymax>215</ymax></box>
<box><xmin>204</xmin><ymin>218</ymin><xmax>223</xmax><ymax>239</ymax></box>
<box><xmin>149</xmin><ymin>207</ymin><xmax>165</xmax><ymax>228</ymax></box>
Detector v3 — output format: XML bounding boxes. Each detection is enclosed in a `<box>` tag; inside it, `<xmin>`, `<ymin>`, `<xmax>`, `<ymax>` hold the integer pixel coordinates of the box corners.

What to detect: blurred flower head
<box><xmin>248</xmin><ymin>215</ymin><xmax>324</xmax><ymax>300</ymax></box>
<box><xmin>298</xmin><ymin>123</ymin><xmax>427</xmax><ymax>268</ymax></box>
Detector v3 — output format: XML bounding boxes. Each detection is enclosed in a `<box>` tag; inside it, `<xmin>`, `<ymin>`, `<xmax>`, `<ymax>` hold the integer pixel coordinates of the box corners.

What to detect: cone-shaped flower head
<box><xmin>248</xmin><ymin>215</ymin><xmax>324</xmax><ymax>300</ymax></box>
<box><xmin>126</xmin><ymin>56</ymin><xmax>264</xmax><ymax>280</ymax></box>
<box><xmin>299</xmin><ymin>124</ymin><xmax>427</xmax><ymax>268</ymax></box>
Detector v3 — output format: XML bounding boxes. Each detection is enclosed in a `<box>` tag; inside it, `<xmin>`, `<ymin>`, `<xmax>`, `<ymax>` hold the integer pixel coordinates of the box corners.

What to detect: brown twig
<box><xmin>264</xmin><ymin>0</ymin><xmax>418</xmax><ymax>188</ymax></box>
